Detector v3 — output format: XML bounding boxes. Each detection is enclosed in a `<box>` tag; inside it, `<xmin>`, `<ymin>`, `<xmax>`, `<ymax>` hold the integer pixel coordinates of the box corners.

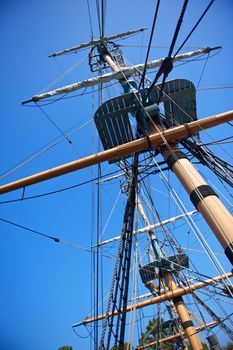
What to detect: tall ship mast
<box><xmin>1</xmin><ymin>1</ymin><xmax>233</xmax><ymax>350</ymax></box>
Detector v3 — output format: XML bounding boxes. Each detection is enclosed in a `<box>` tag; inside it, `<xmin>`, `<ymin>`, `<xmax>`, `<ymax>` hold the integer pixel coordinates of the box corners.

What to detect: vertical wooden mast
<box><xmin>162</xmin><ymin>146</ymin><xmax>233</xmax><ymax>264</ymax></box>
<box><xmin>146</xmin><ymin>103</ymin><xmax>233</xmax><ymax>265</ymax></box>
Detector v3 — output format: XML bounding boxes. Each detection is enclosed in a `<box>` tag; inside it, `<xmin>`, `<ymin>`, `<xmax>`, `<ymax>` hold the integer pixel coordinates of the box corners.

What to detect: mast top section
<box><xmin>48</xmin><ymin>27</ymin><xmax>147</xmax><ymax>58</ymax></box>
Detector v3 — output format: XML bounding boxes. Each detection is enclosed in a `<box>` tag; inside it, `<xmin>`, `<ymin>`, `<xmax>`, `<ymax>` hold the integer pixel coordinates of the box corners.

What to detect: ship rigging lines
<box><xmin>1</xmin><ymin>1</ymin><xmax>233</xmax><ymax>349</ymax></box>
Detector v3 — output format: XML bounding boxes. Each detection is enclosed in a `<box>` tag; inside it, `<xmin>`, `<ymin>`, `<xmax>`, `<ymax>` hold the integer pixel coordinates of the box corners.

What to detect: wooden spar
<box><xmin>137</xmin><ymin>199</ymin><xmax>203</xmax><ymax>350</ymax></box>
<box><xmin>136</xmin><ymin>320</ymin><xmax>220</xmax><ymax>350</ymax></box>
<box><xmin>22</xmin><ymin>47</ymin><xmax>217</xmax><ymax>104</ymax></box>
<box><xmin>48</xmin><ymin>28</ymin><xmax>147</xmax><ymax>57</ymax></box>
<box><xmin>0</xmin><ymin>110</ymin><xmax>232</xmax><ymax>195</ymax></box>
<box><xmin>72</xmin><ymin>272</ymin><xmax>232</xmax><ymax>326</ymax></box>
<box><xmin>95</xmin><ymin>210</ymin><xmax>197</xmax><ymax>247</ymax></box>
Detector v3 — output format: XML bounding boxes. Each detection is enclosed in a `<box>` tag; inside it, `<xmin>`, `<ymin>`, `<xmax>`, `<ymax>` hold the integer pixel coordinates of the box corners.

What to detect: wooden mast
<box><xmin>137</xmin><ymin>199</ymin><xmax>202</xmax><ymax>350</ymax></box>
<box><xmin>162</xmin><ymin>145</ymin><xmax>233</xmax><ymax>264</ymax></box>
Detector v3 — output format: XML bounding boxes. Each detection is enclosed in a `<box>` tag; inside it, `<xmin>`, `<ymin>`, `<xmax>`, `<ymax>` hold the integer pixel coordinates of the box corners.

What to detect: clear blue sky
<box><xmin>0</xmin><ymin>1</ymin><xmax>233</xmax><ymax>349</ymax></box>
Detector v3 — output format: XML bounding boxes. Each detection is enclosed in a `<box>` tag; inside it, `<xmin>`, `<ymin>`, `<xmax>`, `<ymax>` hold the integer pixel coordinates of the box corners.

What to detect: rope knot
<box><xmin>160</xmin><ymin>56</ymin><xmax>173</xmax><ymax>78</ymax></box>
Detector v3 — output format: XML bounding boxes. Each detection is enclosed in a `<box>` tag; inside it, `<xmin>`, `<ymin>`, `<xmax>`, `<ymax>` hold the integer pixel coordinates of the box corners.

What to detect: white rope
<box><xmin>100</xmin><ymin>189</ymin><xmax>122</xmax><ymax>241</ymax></box>
<box><xmin>0</xmin><ymin>118</ymin><xmax>92</xmax><ymax>181</ymax></box>
<box><xmin>38</xmin><ymin>54</ymin><xmax>88</xmax><ymax>94</ymax></box>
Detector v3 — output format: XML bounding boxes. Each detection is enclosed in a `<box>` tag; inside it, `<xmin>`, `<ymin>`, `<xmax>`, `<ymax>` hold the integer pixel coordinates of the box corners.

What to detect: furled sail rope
<box><xmin>197</xmin><ymin>85</ymin><xmax>233</xmax><ymax>91</ymax></box>
<box><xmin>95</xmin><ymin>206</ymin><xmax>197</xmax><ymax>245</ymax></box>
<box><xmin>21</xmin><ymin>48</ymin><xmax>212</xmax><ymax>104</ymax></box>
<box><xmin>177</xmin><ymin>246</ymin><xmax>224</xmax><ymax>257</ymax></box>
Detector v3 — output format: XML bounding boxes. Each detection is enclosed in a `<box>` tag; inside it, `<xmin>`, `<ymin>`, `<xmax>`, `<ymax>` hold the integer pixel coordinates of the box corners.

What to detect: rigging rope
<box><xmin>36</xmin><ymin>103</ymin><xmax>72</xmax><ymax>144</ymax></box>
<box><xmin>96</xmin><ymin>0</ymin><xmax>102</xmax><ymax>38</ymax></box>
<box><xmin>193</xmin><ymin>292</ymin><xmax>233</xmax><ymax>340</ymax></box>
<box><xmin>138</xmin><ymin>0</ymin><xmax>161</xmax><ymax>90</ymax></box>
<box><xmin>0</xmin><ymin>169</ymin><xmax>122</xmax><ymax>205</ymax></box>
<box><xmin>0</xmin><ymin>217</ymin><xmax>113</xmax><ymax>258</ymax></box>
<box><xmin>173</xmin><ymin>0</ymin><xmax>215</xmax><ymax>58</ymax></box>
<box><xmin>146</xmin><ymin>0</ymin><xmax>189</xmax><ymax>100</ymax></box>
<box><xmin>86</xmin><ymin>0</ymin><xmax>94</xmax><ymax>39</ymax></box>
<box><xmin>196</xmin><ymin>52</ymin><xmax>210</xmax><ymax>88</ymax></box>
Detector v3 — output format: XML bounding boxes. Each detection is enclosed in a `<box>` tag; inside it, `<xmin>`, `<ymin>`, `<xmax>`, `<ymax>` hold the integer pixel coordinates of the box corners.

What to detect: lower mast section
<box><xmin>137</xmin><ymin>199</ymin><xmax>203</xmax><ymax>350</ymax></box>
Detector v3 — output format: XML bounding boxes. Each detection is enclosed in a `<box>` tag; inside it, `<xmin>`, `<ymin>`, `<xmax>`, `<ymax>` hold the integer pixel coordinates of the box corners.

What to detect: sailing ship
<box><xmin>1</xmin><ymin>1</ymin><xmax>233</xmax><ymax>349</ymax></box>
